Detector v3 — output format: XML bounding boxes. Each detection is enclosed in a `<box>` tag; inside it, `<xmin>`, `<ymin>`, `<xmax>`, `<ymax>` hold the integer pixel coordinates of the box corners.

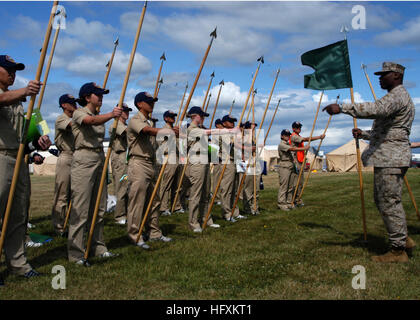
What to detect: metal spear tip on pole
<box><xmin>211</xmin><ymin>71</ymin><xmax>215</xmax><ymax>78</ymax></box>
<box><xmin>160</xmin><ymin>52</ymin><xmax>166</xmax><ymax>61</ymax></box>
<box><xmin>159</xmin><ymin>78</ymin><xmax>163</xmax><ymax>84</ymax></box>
<box><xmin>253</xmin><ymin>88</ymin><xmax>257</xmax><ymax>94</ymax></box>
<box><xmin>114</xmin><ymin>37</ymin><xmax>119</xmax><ymax>46</ymax></box>
<box><xmin>361</xmin><ymin>63</ymin><xmax>367</xmax><ymax>71</ymax></box>
<box><xmin>219</xmin><ymin>80</ymin><xmax>224</xmax><ymax>86</ymax></box>
<box><xmin>257</xmin><ymin>56</ymin><xmax>264</xmax><ymax>64</ymax></box>
<box><xmin>210</xmin><ymin>27</ymin><xmax>217</xmax><ymax>38</ymax></box>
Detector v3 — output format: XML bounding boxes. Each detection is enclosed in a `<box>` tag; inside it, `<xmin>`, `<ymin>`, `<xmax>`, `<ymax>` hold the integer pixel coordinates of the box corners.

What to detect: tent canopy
<box><xmin>326</xmin><ymin>139</ymin><xmax>372</xmax><ymax>172</ymax></box>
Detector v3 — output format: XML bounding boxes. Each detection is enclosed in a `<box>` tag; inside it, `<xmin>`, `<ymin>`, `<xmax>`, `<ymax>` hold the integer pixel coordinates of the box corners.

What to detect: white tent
<box><xmin>326</xmin><ymin>139</ymin><xmax>372</xmax><ymax>172</ymax></box>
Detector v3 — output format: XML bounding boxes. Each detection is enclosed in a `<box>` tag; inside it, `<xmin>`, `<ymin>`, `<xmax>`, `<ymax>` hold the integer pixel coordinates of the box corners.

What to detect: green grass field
<box><xmin>1</xmin><ymin>169</ymin><xmax>420</xmax><ymax>299</ymax></box>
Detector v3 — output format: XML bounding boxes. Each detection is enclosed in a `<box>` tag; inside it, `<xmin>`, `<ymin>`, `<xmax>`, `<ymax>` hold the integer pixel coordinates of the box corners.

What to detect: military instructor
<box><xmin>323</xmin><ymin>62</ymin><xmax>415</xmax><ymax>263</ymax></box>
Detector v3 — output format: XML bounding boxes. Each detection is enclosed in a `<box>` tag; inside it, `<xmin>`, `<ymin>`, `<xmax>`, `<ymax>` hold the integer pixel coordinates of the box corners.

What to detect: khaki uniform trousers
<box><xmin>277</xmin><ymin>164</ymin><xmax>294</xmax><ymax>207</ymax></box>
<box><xmin>219</xmin><ymin>163</ymin><xmax>240</xmax><ymax>219</ymax></box>
<box><xmin>127</xmin><ymin>158</ymin><xmax>162</xmax><ymax>243</ymax></box>
<box><xmin>159</xmin><ymin>163</ymin><xmax>182</xmax><ymax>212</ymax></box>
<box><xmin>68</xmin><ymin>150</ymin><xmax>108</xmax><ymax>262</ymax></box>
<box><xmin>111</xmin><ymin>151</ymin><xmax>128</xmax><ymax>222</ymax></box>
<box><xmin>211</xmin><ymin>163</ymin><xmax>222</xmax><ymax>203</ymax></box>
<box><xmin>374</xmin><ymin>167</ymin><xmax>408</xmax><ymax>249</ymax></box>
<box><xmin>290</xmin><ymin>161</ymin><xmax>304</xmax><ymax>204</ymax></box>
<box><xmin>186</xmin><ymin>163</ymin><xmax>214</xmax><ymax>230</ymax></box>
<box><xmin>243</xmin><ymin>171</ymin><xmax>259</xmax><ymax>214</ymax></box>
<box><xmin>0</xmin><ymin>152</ymin><xmax>32</xmax><ymax>275</ymax></box>
<box><xmin>51</xmin><ymin>151</ymin><xmax>72</xmax><ymax>234</ymax></box>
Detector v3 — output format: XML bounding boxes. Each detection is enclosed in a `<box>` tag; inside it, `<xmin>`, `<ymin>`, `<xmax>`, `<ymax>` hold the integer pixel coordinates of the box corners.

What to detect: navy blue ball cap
<box><xmin>187</xmin><ymin>106</ymin><xmax>209</xmax><ymax>118</ymax></box>
<box><xmin>292</xmin><ymin>121</ymin><xmax>302</xmax><ymax>129</ymax></box>
<box><xmin>215</xmin><ymin>119</ymin><xmax>223</xmax><ymax>126</ymax></box>
<box><xmin>244</xmin><ymin>121</ymin><xmax>258</xmax><ymax>129</ymax></box>
<box><xmin>134</xmin><ymin>92</ymin><xmax>158</xmax><ymax>107</ymax></box>
<box><xmin>78</xmin><ymin>82</ymin><xmax>109</xmax><ymax>100</ymax></box>
<box><xmin>163</xmin><ymin>110</ymin><xmax>177</xmax><ymax>119</ymax></box>
<box><xmin>121</xmin><ymin>102</ymin><xmax>132</xmax><ymax>112</ymax></box>
<box><xmin>281</xmin><ymin>129</ymin><xmax>291</xmax><ymax>136</ymax></box>
<box><xmin>59</xmin><ymin>94</ymin><xmax>77</xmax><ymax>107</ymax></box>
<box><xmin>0</xmin><ymin>55</ymin><xmax>25</xmax><ymax>71</ymax></box>
<box><xmin>222</xmin><ymin>115</ymin><xmax>237</xmax><ymax>123</ymax></box>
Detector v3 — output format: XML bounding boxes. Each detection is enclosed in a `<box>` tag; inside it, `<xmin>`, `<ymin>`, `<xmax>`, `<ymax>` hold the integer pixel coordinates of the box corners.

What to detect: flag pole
<box><xmin>228</xmin><ymin>99</ymin><xmax>235</xmax><ymax>116</ymax></box>
<box><xmin>0</xmin><ymin>1</ymin><xmax>59</xmax><ymax>266</ymax></box>
<box><xmin>204</xmin><ymin>93</ymin><xmax>212</xmax><ymax>113</ymax></box>
<box><xmin>176</xmin><ymin>82</ymin><xmax>188</xmax><ymax>125</ymax></box>
<box><xmin>291</xmin><ymin>91</ymin><xmax>324</xmax><ymax>205</ymax></box>
<box><xmin>362</xmin><ymin>64</ymin><xmax>419</xmax><ymax>221</ymax></box>
<box><xmin>153</xmin><ymin>53</ymin><xmax>166</xmax><ymax>98</ymax></box>
<box><xmin>209</xmin><ymin>80</ymin><xmax>224</xmax><ymax>128</ymax></box>
<box><xmin>136</xmin><ymin>27</ymin><xmax>218</xmax><ymax>243</ymax></box>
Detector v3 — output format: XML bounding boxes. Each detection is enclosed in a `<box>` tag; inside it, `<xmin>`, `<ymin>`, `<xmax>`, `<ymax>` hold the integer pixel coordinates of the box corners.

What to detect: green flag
<box><xmin>301</xmin><ymin>40</ymin><xmax>353</xmax><ymax>90</ymax></box>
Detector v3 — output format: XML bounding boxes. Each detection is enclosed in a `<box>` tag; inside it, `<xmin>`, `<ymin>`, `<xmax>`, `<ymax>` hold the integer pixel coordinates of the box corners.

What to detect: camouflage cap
<box><xmin>374</xmin><ymin>62</ymin><xmax>405</xmax><ymax>76</ymax></box>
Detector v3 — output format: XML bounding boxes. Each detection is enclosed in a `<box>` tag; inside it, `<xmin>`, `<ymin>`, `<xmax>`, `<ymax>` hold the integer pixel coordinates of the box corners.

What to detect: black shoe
<box><xmin>23</xmin><ymin>269</ymin><xmax>41</xmax><ymax>278</ymax></box>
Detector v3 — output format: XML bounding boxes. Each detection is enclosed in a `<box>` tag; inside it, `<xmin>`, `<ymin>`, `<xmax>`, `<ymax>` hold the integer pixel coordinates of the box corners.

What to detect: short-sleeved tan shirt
<box><xmin>127</xmin><ymin>111</ymin><xmax>156</xmax><ymax>159</ymax></box>
<box><xmin>109</xmin><ymin>120</ymin><xmax>127</xmax><ymax>153</ymax></box>
<box><xmin>71</xmin><ymin>106</ymin><xmax>105</xmax><ymax>150</ymax></box>
<box><xmin>0</xmin><ymin>88</ymin><xmax>25</xmax><ymax>150</ymax></box>
<box><xmin>278</xmin><ymin>139</ymin><xmax>294</xmax><ymax>167</ymax></box>
<box><xmin>55</xmin><ymin>113</ymin><xmax>74</xmax><ymax>152</ymax></box>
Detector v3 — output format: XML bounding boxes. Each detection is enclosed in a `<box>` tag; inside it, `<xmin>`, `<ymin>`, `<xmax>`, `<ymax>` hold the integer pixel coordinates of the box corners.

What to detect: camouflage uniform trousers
<box><xmin>373</xmin><ymin>167</ymin><xmax>408</xmax><ymax>248</ymax></box>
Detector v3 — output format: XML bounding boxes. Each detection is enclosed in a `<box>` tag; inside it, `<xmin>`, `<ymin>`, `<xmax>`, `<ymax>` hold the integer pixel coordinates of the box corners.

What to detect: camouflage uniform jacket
<box><xmin>341</xmin><ymin>85</ymin><xmax>414</xmax><ymax>167</ymax></box>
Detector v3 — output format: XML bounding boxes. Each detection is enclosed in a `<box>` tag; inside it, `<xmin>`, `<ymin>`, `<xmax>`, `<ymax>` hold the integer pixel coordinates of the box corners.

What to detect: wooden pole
<box><xmin>230</xmin><ymin>98</ymin><xmax>281</xmax><ymax>219</ymax></box>
<box><xmin>246</xmin><ymin>89</ymin><xmax>256</xmax><ymax>122</ymax></box>
<box><xmin>176</xmin><ymin>82</ymin><xmax>188</xmax><ymax>125</ymax></box>
<box><xmin>362</xmin><ymin>65</ymin><xmax>420</xmax><ymax>221</ymax></box>
<box><xmin>350</xmin><ymin>87</ymin><xmax>368</xmax><ymax>241</ymax></box>
<box><xmin>135</xmin><ymin>27</ymin><xmax>218</xmax><ymax>243</ymax></box>
<box><xmin>204</xmin><ymin>93</ymin><xmax>212</xmax><ymax>113</ymax></box>
<box><xmin>153</xmin><ymin>53</ymin><xmax>166</xmax><ymax>98</ymax></box>
<box><xmin>202</xmin><ymin>56</ymin><xmax>264</xmax><ymax>230</ymax></box>
<box><xmin>84</xmin><ymin>1</ymin><xmax>148</xmax><ymax>261</ymax></box>
<box><xmin>156</xmin><ymin>77</ymin><xmax>163</xmax><ymax>97</ymax></box>
<box><xmin>209</xmin><ymin>80</ymin><xmax>224</xmax><ymax>128</ymax></box>
<box><xmin>228</xmin><ymin>99</ymin><xmax>235</xmax><ymax>116</ymax></box>
<box><xmin>36</xmin><ymin>21</ymin><xmax>60</xmax><ymax>111</ymax></box>
<box><xmin>202</xmin><ymin>72</ymin><xmax>215</xmax><ymax>110</ymax></box>
<box><xmin>0</xmin><ymin>1</ymin><xmax>59</xmax><ymax>263</ymax></box>
<box><xmin>252</xmin><ymin>94</ymin><xmax>257</xmax><ymax>212</ymax></box>
<box><xmin>291</xmin><ymin>91</ymin><xmax>324</xmax><ymax>205</ymax></box>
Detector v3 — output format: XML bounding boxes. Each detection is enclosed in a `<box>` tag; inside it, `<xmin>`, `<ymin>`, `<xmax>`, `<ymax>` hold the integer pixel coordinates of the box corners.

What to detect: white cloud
<box><xmin>374</xmin><ymin>15</ymin><xmax>420</xmax><ymax>47</ymax></box>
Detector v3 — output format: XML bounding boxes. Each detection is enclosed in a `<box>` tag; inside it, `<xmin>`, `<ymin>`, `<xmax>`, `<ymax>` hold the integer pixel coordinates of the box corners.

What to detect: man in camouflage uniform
<box><xmin>52</xmin><ymin>94</ymin><xmax>77</xmax><ymax>236</ymax></box>
<box><xmin>109</xmin><ymin>103</ymin><xmax>131</xmax><ymax>225</ymax></box>
<box><xmin>324</xmin><ymin>62</ymin><xmax>415</xmax><ymax>262</ymax></box>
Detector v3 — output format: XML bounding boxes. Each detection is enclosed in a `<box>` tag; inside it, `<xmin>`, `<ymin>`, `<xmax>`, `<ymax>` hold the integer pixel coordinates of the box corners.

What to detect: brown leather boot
<box><xmin>406</xmin><ymin>237</ymin><xmax>416</xmax><ymax>257</ymax></box>
<box><xmin>371</xmin><ymin>248</ymin><xmax>409</xmax><ymax>263</ymax></box>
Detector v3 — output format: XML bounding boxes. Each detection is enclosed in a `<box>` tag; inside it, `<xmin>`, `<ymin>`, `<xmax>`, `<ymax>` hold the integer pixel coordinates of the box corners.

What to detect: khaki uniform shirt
<box><xmin>127</xmin><ymin>111</ymin><xmax>156</xmax><ymax>160</ymax></box>
<box><xmin>55</xmin><ymin>113</ymin><xmax>74</xmax><ymax>152</ymax></box>
<box><xmin>109</xmin><ymin>120</ymin><xmax>127</xmax><ymax>154</ymax></box>
<box><xmin>290</xmin><ymin>134</ymin><xmax>304</xmax><ymax>163</ymax></box>
<box><xmin>278</xmin><ymin>140</ymin><xmax>294</xmax><ymax>168</ymax></box>
<box><xmin>0</xmin><ymin>88</ymin><xmax>24</xmax><ymax>150</ymax></box>
<box><xmin>71</xmin><ymin>107</ymin><xmax>105</xmax><ymax>150</ymax></box>
<box><xmin>341</xmin><ymin>85</ymin><xmax>415</xmax><ymax>167</ymax></box>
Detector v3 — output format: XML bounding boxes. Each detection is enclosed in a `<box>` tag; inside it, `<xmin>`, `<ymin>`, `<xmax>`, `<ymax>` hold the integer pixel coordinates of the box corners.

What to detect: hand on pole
<box><xmin>37</xmin><ymin>135</ymin><xmax>52</xmax><ymax>150</ymax></box>
<box><xmin>322</xmin><ymin>103</ymin><xmax>341</xmax><ymax>115</ymax></box>
<box><xmin>25</xmin><ymin>80</ymin><xmax>42</xmax><ymax>96</ymax></box>
<box><xmin>112</xmin><ymin>106</ymin><xmax>123</xmax><ymax>118</ymax></box>
<box><xmin>352</xmin><ymin>128</ymin><xmax>362</xmax><ymax>139</ymax></box>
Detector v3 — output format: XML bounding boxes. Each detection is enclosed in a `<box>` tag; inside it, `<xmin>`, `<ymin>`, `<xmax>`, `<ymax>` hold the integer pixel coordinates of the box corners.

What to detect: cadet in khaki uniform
<box><xmin>127</xmin><ymin>92</ymin><xmax>175</xmax><ymax>249</ymax></box>
<box><xmin>211</xmin><ymin>119</ymin><xmax>224</xmax><ymax>205</ymax></box>
<box><xmin>109</xmin><ymin>103</ymin><xmax>131</xmax><ymax>225</ymax></box>
<box><xmin>51</xmin><ymin>94</ymin><xmax>77</xmax><ymax>236</ymax></box>
<box><xmin>0</xmin><ymin>55</ymin><xmax>51</xmax><ymax>278</ymax></box>
<box><xmin>277</xmin><ymin>129</ymin><xmax>309</xmax><ymax>211</ymax></box>
<box><xmin>324</xmin><ymin>62</ymin><xmax>416</xmax><ymax>263</ymax></box>
<box><xmin>158</xmin><ymin>110</ymin><xmax>183</xmax><ymax>216</ymax></box>
<box><xmin>68</xmin><ymin>82</ymin><xmax>121</xmax><ymax>265</ymax></box>
<box><xmin>242</xmin><ymin>121</ymin><xmax>260</xmax><ymax>215</ymax></box>
<box><xmin>289</xmin><ymin>121</ymin><xmax>325</xmax><ymax>207</ymax></box>
<box><xmin>219</xmin><ymin>115</ymin><xmax>246</xmax><ymax>221</ymax></box>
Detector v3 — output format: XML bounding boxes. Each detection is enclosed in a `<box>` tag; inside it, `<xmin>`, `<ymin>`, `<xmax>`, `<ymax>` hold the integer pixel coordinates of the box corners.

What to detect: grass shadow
<box><xmin>320</xmin><ymin>233</ymin><xmax>388</xmax><ymax>254</ymax></box>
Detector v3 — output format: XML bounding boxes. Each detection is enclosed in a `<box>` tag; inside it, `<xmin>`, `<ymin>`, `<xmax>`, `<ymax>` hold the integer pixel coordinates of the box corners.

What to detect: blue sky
<box><xmin>1</xmin><ymin>0</ymin><xmax>420</xmax><ymax>152</ymax></box>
